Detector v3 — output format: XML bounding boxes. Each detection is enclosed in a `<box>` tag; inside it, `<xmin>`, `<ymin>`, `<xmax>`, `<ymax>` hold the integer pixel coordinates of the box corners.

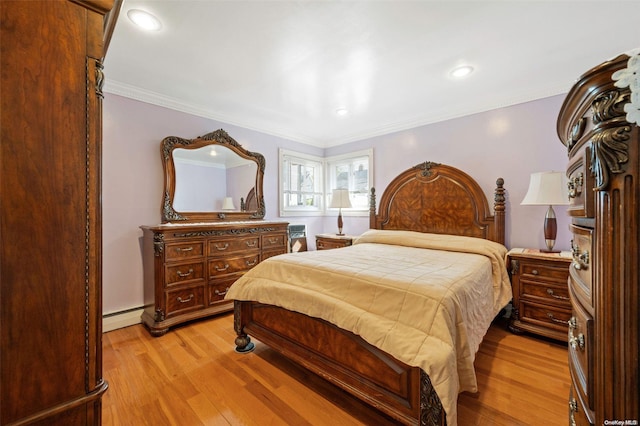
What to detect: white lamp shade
<box><xmin>329</xmin><ymin>189</ymin><xmax>352</xmax><ymax>209</ymax></box>
<box><xmin>221</xmin><ymin>196</ymin><xmax>236</xmax><ymax>210</ymax></box>
<box><xmin>521</xmin><ymin>172</ymin><xmax>569</xmax><ymax>206</ymax></box>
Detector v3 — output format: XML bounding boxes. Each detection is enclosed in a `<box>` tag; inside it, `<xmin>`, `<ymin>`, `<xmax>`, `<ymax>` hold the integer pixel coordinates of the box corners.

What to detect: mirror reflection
<box><xmin>172</xmin><ymin>146</ymin><xmax>257</xmax><ymax>212</ymax></box>
<box><xmin>161</xmin><ymin>129</ymin><xmax>265</xmax><ymax>222</ymax></box>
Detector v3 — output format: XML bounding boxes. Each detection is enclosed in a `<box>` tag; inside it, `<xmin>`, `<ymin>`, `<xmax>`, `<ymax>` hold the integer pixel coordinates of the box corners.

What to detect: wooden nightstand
<box><xmin>315</xmin><ymin>233</ymin><xmax>355</xmax><ymax>250</ymax></box>
<box><xmin>507</xmin><ymin>248</ymin><xmax>572</xmax><ymax>342</ymax></box>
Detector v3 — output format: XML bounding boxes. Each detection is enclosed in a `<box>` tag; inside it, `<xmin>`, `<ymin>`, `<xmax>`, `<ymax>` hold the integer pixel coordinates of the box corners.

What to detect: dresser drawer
<box><xmin>569</xmin><ymin>383</ymin><xmax>595</xmax><ymax>426</ymax></box>
<box><xmin>569</xmin><ymin>224</ymin><xmax>593</xmax><ymax>309</ymax></box>
<box><xmin>517</xmin><ymin>300</ymin><xmax>572</xmax><ymax>333</ymax></box>
<box><xmin>569</xmin><ymin>292</ymin><xmax>594</xmax><ymax>410</ymax></box>
<box><xmin>165</xmin><ymin>261</ymin><xmax>206</xmax><ymax>286</ymax></box>
<box><xmin>520</xmin><ymin>281</ymin><xmax>570</xmax><ymax>307</ymax></box>
<box><xmin>566</xmin><ymin>148</ymin><xmax>595</xmax><ymax>219</ymax></box>
<box><xmin>208</xmin><ymin>253</ymin><xmax>260</xmax><ymax>277</ymax></box>
<box><xmin>208</xmin><ymin>277</ymin><xmax>237</xmax><ymax>304</ymax></box>
<box><xmin>165</xmin><ymin>240</ymin><xmax>205</xmax><ymax>261</ymax></box>
<box><xmin>165</xmin><ymin>285</ymin><xmax>206</xmax><ymax>317</ymax></box>
<box><xmin>262</xmin><ymin>233</ymin><xmax>287</xmax><ymax>250</ymax></box>
<box><xmin>262</xmin><ymin>247</ymin><xmax>287</xmax><ymax>261</ymax></box>
<box><xmin>208</xmin><ymin>236</ymin><xmax>260</xmax><ymax>256</ymax></box>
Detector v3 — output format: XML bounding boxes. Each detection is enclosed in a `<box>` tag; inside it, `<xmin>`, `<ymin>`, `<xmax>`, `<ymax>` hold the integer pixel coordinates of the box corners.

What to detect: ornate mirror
<box><xmin>161</xmin><ymin>129</ymin><xmax>265</xmax><ymax>222</ymax></box>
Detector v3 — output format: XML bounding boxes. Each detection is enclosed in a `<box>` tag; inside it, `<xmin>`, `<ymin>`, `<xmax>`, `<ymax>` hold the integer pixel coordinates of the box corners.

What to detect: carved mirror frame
<box><xmin>161</xmin><ymin>129</ymin><xmax>265</xmax><ymax>222</ymax></box>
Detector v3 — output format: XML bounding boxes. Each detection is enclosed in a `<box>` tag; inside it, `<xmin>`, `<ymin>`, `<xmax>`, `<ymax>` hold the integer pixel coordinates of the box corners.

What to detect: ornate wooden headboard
<box><xmin>369</xmin><ymin>161</ymin><xmax>506</xmax><ymax>245</ymax></box>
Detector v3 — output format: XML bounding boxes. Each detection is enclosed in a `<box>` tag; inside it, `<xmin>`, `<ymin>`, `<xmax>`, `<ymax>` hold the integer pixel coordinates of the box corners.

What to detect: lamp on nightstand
<box><xmin>521</xmin><ymin>171</ymin><xmax>569</xmax><ymax>252</ymax></box>
<box><xmin>329</xmin><ymin>188</ymin><xmax>352</xmax><ymax>235</ymax></box>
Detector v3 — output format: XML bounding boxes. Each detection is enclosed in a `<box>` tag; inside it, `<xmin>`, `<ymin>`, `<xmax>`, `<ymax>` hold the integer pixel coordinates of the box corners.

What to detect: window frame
<box><xmin>279</xmin><ymin>148</ymin><xmax>373</xmax><ymax>217</ymax></box>
<box><xmin>325</xmin><ymin>149</ymin><xmax>373</xmax><ymax>216</ymax></box>
<box><xmin>279</xmin><ymin>149</ymin><xmax>325</xmax><ymax>217</ymax></box>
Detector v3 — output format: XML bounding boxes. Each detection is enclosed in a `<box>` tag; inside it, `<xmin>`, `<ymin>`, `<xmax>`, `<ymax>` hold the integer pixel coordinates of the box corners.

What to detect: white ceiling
<box><xmin>104</xmin><ymin>1</ymin><xmax>640</xmax><ymax>148</ymax></box>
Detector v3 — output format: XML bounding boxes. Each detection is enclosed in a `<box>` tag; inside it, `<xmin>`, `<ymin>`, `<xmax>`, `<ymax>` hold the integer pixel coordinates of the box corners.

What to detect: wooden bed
<box><xmin>232</xmin><ymin>161</ymin><xmax>506</xmax><ymax>426</ymax></box>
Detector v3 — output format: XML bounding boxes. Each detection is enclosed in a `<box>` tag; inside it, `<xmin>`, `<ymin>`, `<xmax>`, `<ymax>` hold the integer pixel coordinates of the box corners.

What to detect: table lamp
<box><xmin>521</xmin><ymin>171</ymin><xmax>569</xmax><ymax>252</ymax></box>
<box><xmin>329</xmin><ymin>189</ymin><xmax>352</xmax><ymax>235</ymax></box>
<box><xmin>221</xmin><ymin>196</ymin><xmax>236</xmax><ymax>210</ymax></box>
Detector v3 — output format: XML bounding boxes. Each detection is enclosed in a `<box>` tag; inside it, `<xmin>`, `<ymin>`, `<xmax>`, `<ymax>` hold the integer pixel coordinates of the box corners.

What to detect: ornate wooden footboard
<box><xmin>233</xmin><ymin>301</ymin><xmax>445</xmax><ymax>426</ymax></box>
<box><xmin>232</xmin><ymin>161</ymin><xmax>506</xmax><ymax>424</ymax></box>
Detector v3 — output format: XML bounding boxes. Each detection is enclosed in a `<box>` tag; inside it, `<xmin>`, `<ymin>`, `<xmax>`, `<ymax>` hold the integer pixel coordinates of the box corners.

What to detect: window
<box><xmin>279</xmin><ymin>149</ymin><xmax>324</xmax><ymax>216</ymax></box>
<box><xmin>326</xmin><ymin>149</ymin><xmax>373</xmax><ymax>213</ymax></box>
<box><xmin>279</xmin><ymin>148</ymin><xmax>373</xmax><ymax>216</ymax></box>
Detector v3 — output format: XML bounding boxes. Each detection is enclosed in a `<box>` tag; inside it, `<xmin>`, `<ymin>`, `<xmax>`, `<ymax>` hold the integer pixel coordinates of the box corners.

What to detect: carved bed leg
<box><xmin>420</xmin><ymin>370</ymin><xmax>446</xmax><ymax>426</ymax></box>
<box><xmin>233</xmin><ymin>301</ymin><xmax>255</xmax><ymax>353</ymax></box>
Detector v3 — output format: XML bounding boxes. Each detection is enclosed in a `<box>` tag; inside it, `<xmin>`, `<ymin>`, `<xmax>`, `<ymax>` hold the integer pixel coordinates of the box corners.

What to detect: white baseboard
<box><xmin>103</xmin><ymin>308</ymin><xmax>143</xmax><ymax>333</ymax></box>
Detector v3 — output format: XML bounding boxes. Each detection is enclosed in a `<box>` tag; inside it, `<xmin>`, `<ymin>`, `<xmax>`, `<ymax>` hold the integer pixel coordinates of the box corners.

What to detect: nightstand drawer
<box><xmin>520</xmin><ymin>281</ymin><xmax>570</xmax><ymax>306</ymax></box>
<box><xmin>520</xmin><ymin>261</ymin><xmax>570</xmax><ymax>284</ymax></box>
<box><xmin>316</xmin><ymin>234</ymin><xmax>355</xmax><ymax>250</ymax></box>
<box><xmin>517</xmin><ymin>300</ymin><xmax>572</xmax><ymax>332</ymax></box>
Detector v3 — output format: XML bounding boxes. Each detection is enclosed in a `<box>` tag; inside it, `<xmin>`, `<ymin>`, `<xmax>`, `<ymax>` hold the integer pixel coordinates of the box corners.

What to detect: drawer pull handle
<box><xmin>546</xmin><ymin>312</ymin><xmax>567</xmax><ymax>325</ymax></box>
<box><xmin>569</xmin><ymin>332</ymin><xmax>585</xmax><ymax>351</ymax></box>
<box><xmin>531</xmin><ymin>269</ymin><xmax>539</xmax><ymax>275</ymax></box>
<box><xmin>569</xmin><ymin>398</ymin><xmax>578</xmax><ymax>426</ymax></box>
<box><xmin>246</xmin><ymin>258</ymin><xmax>258</xmax><ymax>267</ymax></box>
<box><xmin>215</xmin><ymin>263</ymin><xmax>229</xmax><ymax>272</ymax></box>
<box><xmin>176</xmin><ymin>268</ymin><xmax>193</xmax><ymax>278</ymax></box>
<box><xmin>214</xmin><ymin>243</ymin><xmax>229</xmax><ymax>251</ymax></box>
<box><xmin>268</xmin><ymin>238</ymin><xmax>279</xmax><ymax>244</ymax></box>
<box><xmin>245</xmin><ymin>240</ymin><xmax>257</xmax><ymax>247</ymax></box>
<box><xmin>570</xmin><ymin>239</ymin><xmax>589</xmax><ymax>270</ymax></box>
<box><xmin>568</xmin><ymin>316</ymin><xmax>577</xmax><ymax>331</ymax></box>
<box><xmin>214</xmin><ymin>287</ymin><xmax>230</xmax><ymax>297</ymax></box>
<box><xmin>177</xmin><ymin>294</ymin><xmax>194</xmax><ymax>303</ymax></box>
<box><xmin>177</xmin><ymin>246</ymin><xmax>193</xmax><ymax>252</ymax></box>
<box><xmin>567</xmin><ymin>173</ymin><xmax>583</xmax><ymax>199</ymax></box>
<box><xmin>546</xmin><ymin>288</ymin><xmax>569</xmax><ymax>300</ymax></box>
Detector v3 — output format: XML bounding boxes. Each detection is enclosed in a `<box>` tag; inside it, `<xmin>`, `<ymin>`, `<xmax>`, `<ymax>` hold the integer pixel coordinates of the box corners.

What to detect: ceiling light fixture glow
<box><xmin>127</xmin><ymin>9</ymin><xmax>162</xmax><ymax>31</ymax></box>
<box><xmin>336</xmin><ymin>108</ymin><xmax>349</xmax><ymax>117</ymax></box>
<box><xmin>450</xmin><ymin>65</ymin><xmax>474</xmax><ymax>78</ymax></box>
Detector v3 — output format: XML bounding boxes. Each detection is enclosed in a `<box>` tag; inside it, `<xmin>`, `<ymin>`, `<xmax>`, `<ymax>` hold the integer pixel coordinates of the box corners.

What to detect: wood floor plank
<box><xmin>102</xmin><ymin>313</ymin><xmax>570</xmax><ymax>425</ymax></box>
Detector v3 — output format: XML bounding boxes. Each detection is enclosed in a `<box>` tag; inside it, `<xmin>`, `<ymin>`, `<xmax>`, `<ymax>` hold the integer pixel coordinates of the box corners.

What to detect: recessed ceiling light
<box><xmin>127</xmin><ymin>9</ymin><xmax>162</xmax><ymax>31</ymax></box>
<box><xmin>336</xmin><ymin>108</ymin><xmax>349</xmax><ymax>117</ymax></box>
<box><xmin>450</xmin><ymin>65</ymin><xmax>474</xmax><ymax>78</ymax></box>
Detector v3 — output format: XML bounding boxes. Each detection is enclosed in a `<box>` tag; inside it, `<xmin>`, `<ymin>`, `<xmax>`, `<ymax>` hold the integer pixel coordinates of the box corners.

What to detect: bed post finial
<box><xmin>369</xmin><ymin>187</ymin><xmax>377</xmax><ymax>229</ymax></box>
<box><xmin>494</xmin><ymin>178</ymin><xmax>506</xmax><ymax>245</ymax></box>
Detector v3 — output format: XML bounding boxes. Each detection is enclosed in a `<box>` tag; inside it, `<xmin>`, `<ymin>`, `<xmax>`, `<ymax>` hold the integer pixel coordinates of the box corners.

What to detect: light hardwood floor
<box><xmin>102</xmin><ymin>313</ymin><xmax>570</xmax><ymax>425</ymax></box>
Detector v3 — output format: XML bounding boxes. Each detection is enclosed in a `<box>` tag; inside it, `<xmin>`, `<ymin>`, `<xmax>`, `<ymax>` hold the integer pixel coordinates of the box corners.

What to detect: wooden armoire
<box><xmin>557</xmin><ymin>52</ymin><xmax>639</xmax><ymax>425</ymax></box>
<box><xmin>1</xmin><ymin>1</ymin><xmax>119</xmax><ymax>424</ymax></box>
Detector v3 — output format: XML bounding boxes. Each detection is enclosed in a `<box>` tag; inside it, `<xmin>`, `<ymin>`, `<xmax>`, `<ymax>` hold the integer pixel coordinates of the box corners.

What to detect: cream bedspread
<box><xmin>225</xmin><ymin>229</ymin><xmax>512</xmax><ymax>425</ymax></box>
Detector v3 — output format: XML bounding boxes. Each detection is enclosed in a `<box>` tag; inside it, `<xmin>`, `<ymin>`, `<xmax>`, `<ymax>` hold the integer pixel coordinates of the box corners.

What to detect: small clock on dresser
<box><xmin>507</xmin><ymin>248</ymin><xmax>572</xmax><ymax>342</ymax></box>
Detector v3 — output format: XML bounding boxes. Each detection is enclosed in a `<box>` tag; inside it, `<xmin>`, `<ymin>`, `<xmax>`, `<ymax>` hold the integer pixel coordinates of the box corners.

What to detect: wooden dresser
<box><xmin>1</xmin><ymin>1</ymin><xmax>119</xmax><ymax>425</ymax></box>
<box><xmin>141</xmin><ymin>221</ymin><xmax>288</xmax><ymax>336</ymax></box>
<box><xmin>557</xmin><ymin>52</ymin><xmax>639</xmax><ymax>425</ymax></box>
<box><xmin>507</xmin><ymin>249</ymin><xmax>572</xmax><ymax>342</ymax></box>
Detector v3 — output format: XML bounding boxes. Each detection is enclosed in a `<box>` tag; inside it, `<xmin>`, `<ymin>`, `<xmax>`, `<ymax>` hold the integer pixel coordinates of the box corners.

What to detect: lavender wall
<box><xmin>103</xmin><ymin>93</ymin><xmax>570</xmax><ymax>315</ymax></box>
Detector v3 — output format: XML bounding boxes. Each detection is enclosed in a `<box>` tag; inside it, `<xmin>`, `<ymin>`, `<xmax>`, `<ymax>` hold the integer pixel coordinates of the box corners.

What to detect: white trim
<box><xmin>103</xmin><ymin>308</ymin><xmax>143</xmax><ymax>333</ymax></box>
<box><xmin>279</xmin><ymin>148</ymin><xmax>325</xmax><ymax>216</ymax></box>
